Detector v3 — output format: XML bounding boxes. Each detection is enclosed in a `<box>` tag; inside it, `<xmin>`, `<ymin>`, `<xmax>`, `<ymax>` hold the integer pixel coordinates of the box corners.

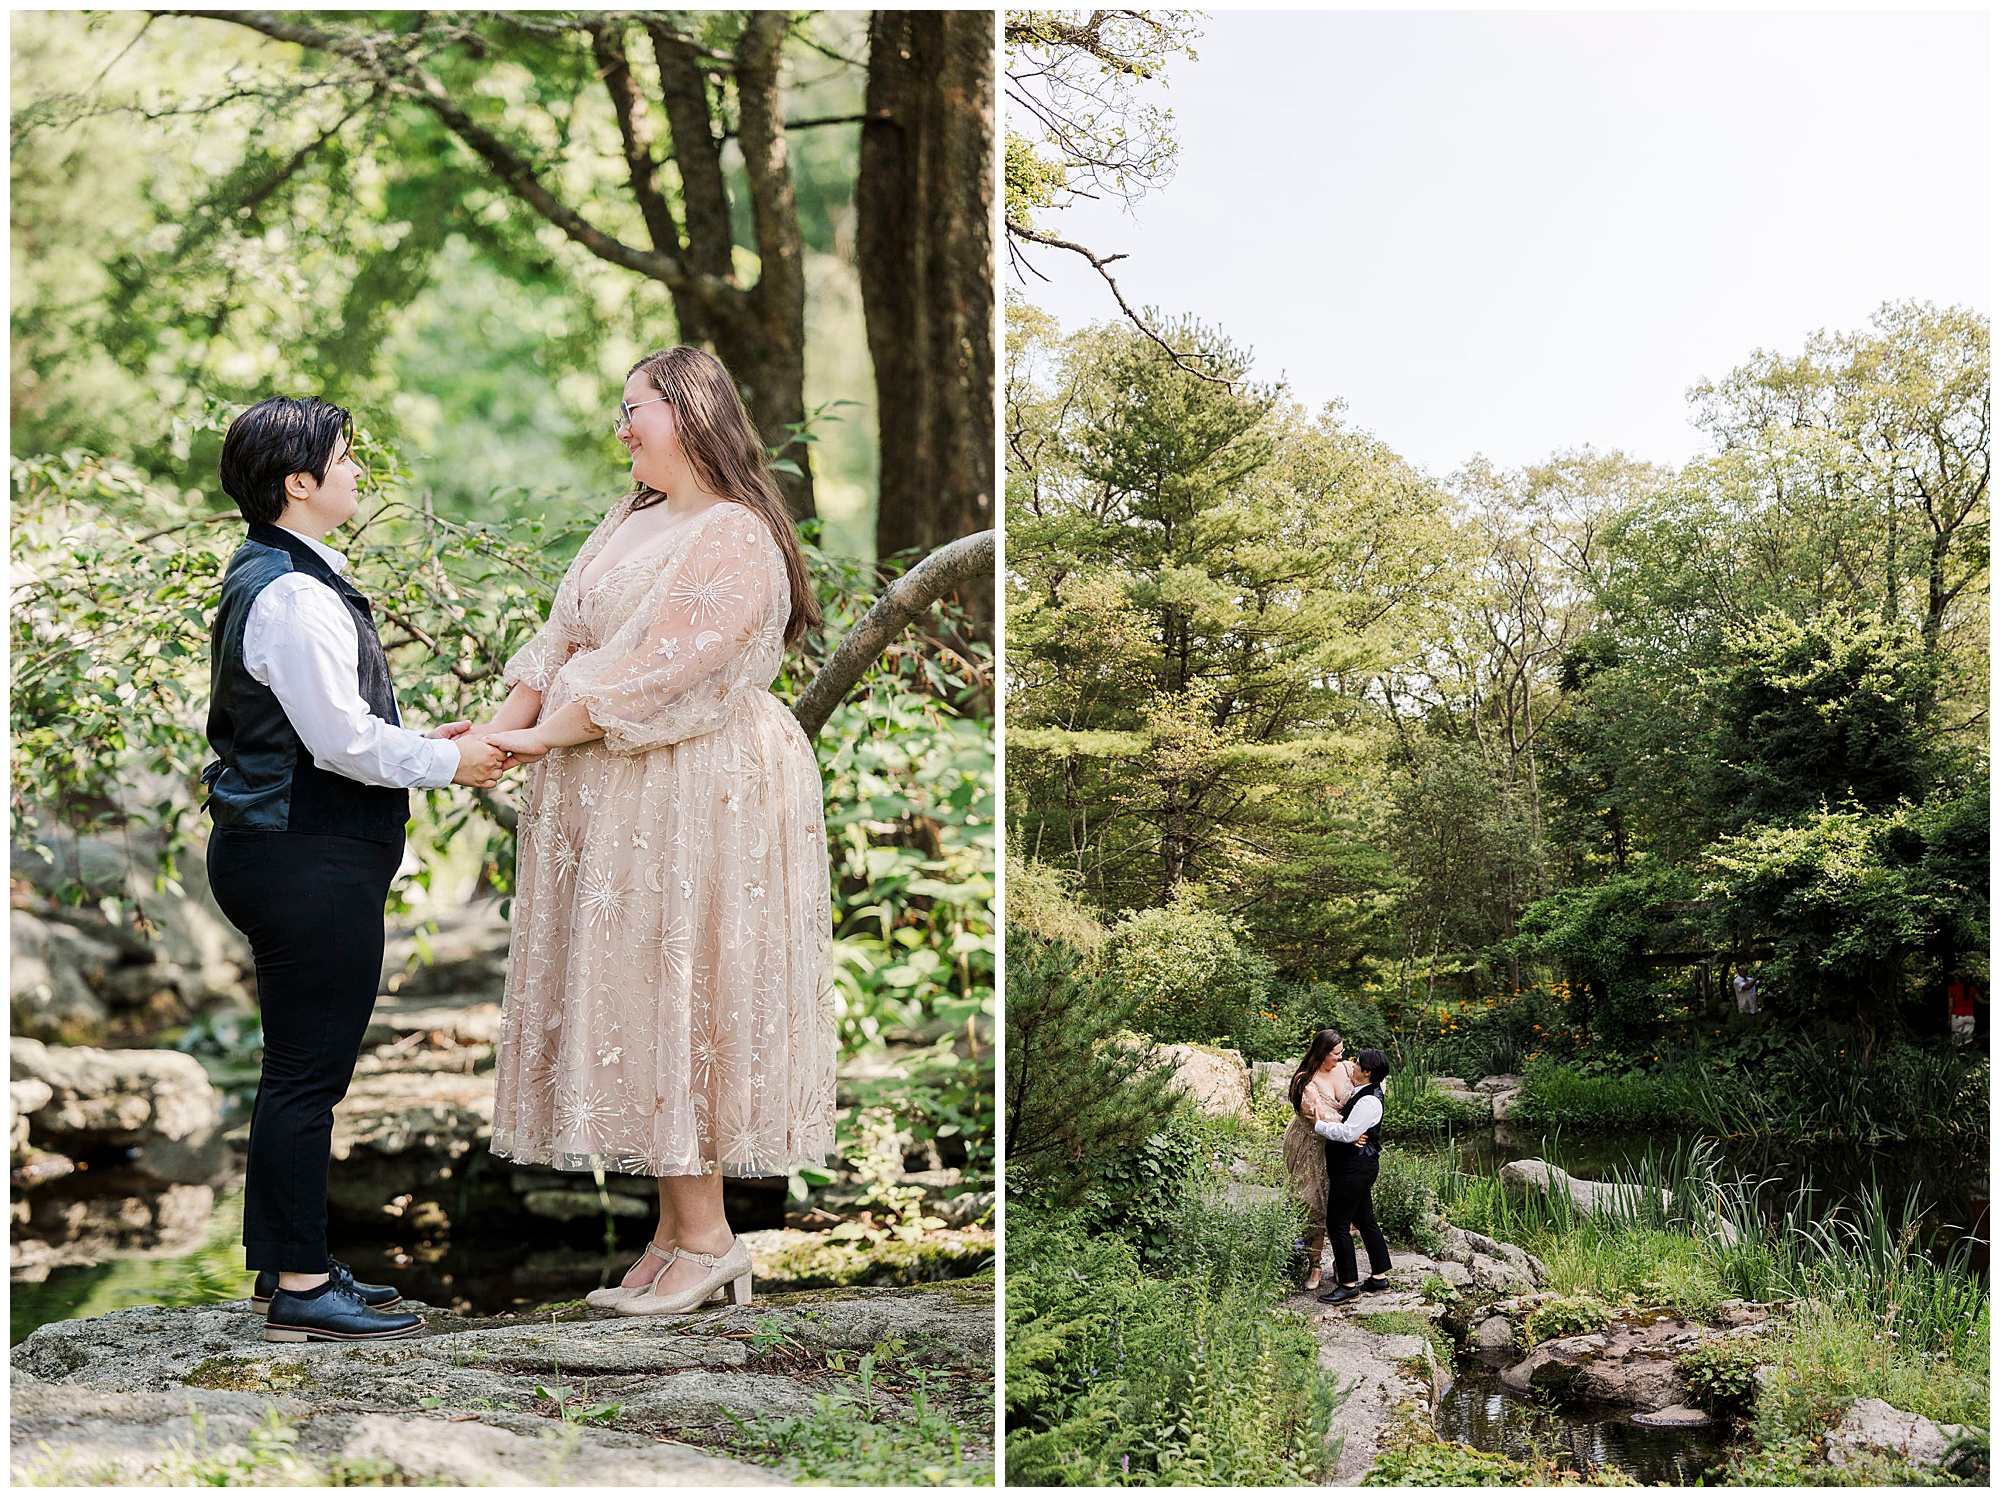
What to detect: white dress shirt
<box><xmin>1315</xmin><ymin>1091</ymin><xmax>1383</xmax><ymax>1144</ymax></box>
<box><xmin>241</xmin><ymin>528</ymin><xmax>460</xmax><ymax>790</ymax></box>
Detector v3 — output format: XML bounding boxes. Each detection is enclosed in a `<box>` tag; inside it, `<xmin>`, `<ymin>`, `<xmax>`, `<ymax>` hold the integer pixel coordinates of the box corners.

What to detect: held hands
<box><xmin>479</xmin><ymin>728</ymin><xmax>551</xmax><ymax>765</ymax></box>
<box><xmin>449</xmin><ymin>734</ymin><xmax>509</xmax><ymax>789</ymax></box>
<box><xmin>427</xmin><ymin>720</ymin><xmax>539</xmax><ymax>787</ymax></box>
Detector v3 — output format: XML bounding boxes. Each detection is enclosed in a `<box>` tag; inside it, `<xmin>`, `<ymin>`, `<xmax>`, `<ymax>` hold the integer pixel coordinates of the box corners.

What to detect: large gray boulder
<box><xmin>10</xmin><ymin>1037</ymin><xmax>225</xmax><ymax>1185</ymax></box>
<box><xmin>14</xmin><ymin>827</ymin><xmax>253</xmax><ymax>1022</ymax></box>
<box><xmin>1428</xmin><ymin>1220</ymin><xmax>1547</xmax><ymax>1293</ymax></box>
<box><xmin>1823</xmin><ymin>1397</ymin><xmax>1975</xmax><ymax>1470</ymax></box>
<box><xmin>1500</xmin><ymin>1158</ymin><xmax>1739</xmax><ymax>1246</ymax></box>
<box><xmin>1249</xmin><ymin>1059</ymin><xmax>1293</xmax><ymax>1104</ymax></box>
<box><xmin>1157</xmin><ymin>1043</ymin><xmax>1252</xmax><ymax>1117</ymax></box>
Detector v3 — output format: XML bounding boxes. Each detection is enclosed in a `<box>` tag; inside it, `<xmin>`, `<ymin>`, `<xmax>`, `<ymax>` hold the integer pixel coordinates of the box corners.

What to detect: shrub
<box><xmin>1107</xmin><ymin>891</ymin><xmax>1276</xmax><ymax>1046</ymax></box>
<box><xmin>1003</xmin><ymin>930</ymin><xmax>1183</xmax><ymax>1212</ymax></box>
<box><xmin>1677</xmin><ymin>1339</ymin><xmax>1762</xmax><ymax>1412</ymax></box>
<box><xmin>1373</xmin><ymin>1147</ymin><xmax>1442</xmax><ymax>1243</ymax></box>
<box><xmin>1077</xmin><ymin>1105</ymin><xmax>1205</xmax><ymax>1254</ymax></box>
<box><xmin>1223</xmin><ymin>982</ymin><xmax>1392</xmax><ymax>1064</ymax></box>
<box><xmin>1523</xmin><ymin>1296</ymin><xmax>1611</xmax><ymax>1347</ymax></box>
<box><xmin>1006</xmin><ymin>1209</ymin><xmax>1340</xmax><ymax>1486</ymax></box>
<box><xmin>1363</xmin><ymin>1441</ymin><xmax>1536</xmax><ymax>1486</ymax></box>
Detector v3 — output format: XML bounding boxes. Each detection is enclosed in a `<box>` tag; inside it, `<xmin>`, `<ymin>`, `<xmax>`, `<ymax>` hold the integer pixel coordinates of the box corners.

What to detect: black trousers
<box><xmin>1324</xmin><ymin>1147</ymin><xmax>1392</xmax><ymax>1286</ymax></box>
<box><xmin>208</xmin><ymin>827</ymin><xmax>401</xmax><ymax>1272</ymax></box>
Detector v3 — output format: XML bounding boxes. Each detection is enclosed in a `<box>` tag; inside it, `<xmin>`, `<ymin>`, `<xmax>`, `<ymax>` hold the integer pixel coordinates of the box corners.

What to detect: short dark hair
<box><xmin>1356</xmin><ymin>1048</ymin><xmax>1392</xmax><ymax>1081</ymax></box>
<box><xmin>218</xmin><ymin>396</ymin><xmax>353</xmax><ymax>525</ymax></box>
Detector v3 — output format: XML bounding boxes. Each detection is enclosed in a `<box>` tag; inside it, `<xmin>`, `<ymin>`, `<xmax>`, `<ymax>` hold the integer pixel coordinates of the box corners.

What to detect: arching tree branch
<box><xmin>792</xmin><ymin>529</ymin><xmax>996</xmax><ymax>739</ymax></box>
<box><xmin>164</xmin><ymin>10</ymin><xmax>717</xmax><ymax>297</ymax></box>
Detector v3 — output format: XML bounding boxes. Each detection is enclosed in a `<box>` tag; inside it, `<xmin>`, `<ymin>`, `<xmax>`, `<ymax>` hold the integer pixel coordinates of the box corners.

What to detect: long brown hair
<box><xmin>625</xmin><ymin>347</ymin><xmax>821</xmax><ymax>646</ymax></box>
<box><xmin>1288</xmin><ymin>1028</ymin><xmax>1345</xmax><ymax>1113</ymax></box>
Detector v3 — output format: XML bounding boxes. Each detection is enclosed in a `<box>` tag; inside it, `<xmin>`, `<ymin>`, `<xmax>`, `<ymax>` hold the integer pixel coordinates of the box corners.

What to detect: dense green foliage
<box><xmin>11</xmin><ymin>10</ymin><xmax>885</xmax><ymax>551</ymax></box>
<box><xmin>1005</xmin><ymin>1206</ymin><xmax>1339</xmax><ymax>1486</ymax></box>
<box><xmin>1008</xmin><ymin>297</ymin><xmax>1988</xmax><ymax>1111</ymax></box>
<box><xmin>1001</xmin><ymin>924</ymin><xmax>1186</xmax><ymax>1227</ymax></box>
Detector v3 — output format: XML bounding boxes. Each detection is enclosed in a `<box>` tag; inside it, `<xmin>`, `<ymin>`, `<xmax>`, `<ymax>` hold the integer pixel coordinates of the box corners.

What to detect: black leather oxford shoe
<box><xmin>1317</xmin><ymin>1284</ymin><xmax>1362</xmax><ymax>1305</ymax></box>
<box><xmin>1359</xmin><ymin>1275</ymin><xmax>1393</xmax><ymax>1292</ymax></box>
<box><xmin>263</xmin><ymin>1278</ymin><xmax>424</xmax><ymax>1343</ymax></box>
<box><xmin>251</xmin><ymin>1259</ymin><xmax>402</xmax><ymax>1314</ymax></box>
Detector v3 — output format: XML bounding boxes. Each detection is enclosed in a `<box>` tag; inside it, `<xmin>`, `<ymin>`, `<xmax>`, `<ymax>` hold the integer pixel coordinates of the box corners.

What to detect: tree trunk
<box><xmin>856</xmin><ymin>10</ymin><xmax>994</xmax><ymax>611</ymax></box>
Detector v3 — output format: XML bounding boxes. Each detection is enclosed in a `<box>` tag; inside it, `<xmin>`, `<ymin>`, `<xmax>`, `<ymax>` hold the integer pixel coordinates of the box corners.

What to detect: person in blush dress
<box><xmin>477</xmin><ymin>347</ymin><xmax>837</xmax><ymax>1315</ymax></box>
<box><xmin>1282</xmin><ymin>1028</ymin><xmax>1356</xmax><ymax>1292</ymax></box>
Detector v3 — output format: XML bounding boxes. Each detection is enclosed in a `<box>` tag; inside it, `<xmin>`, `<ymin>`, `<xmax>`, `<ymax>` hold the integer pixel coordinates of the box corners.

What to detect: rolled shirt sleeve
<box><xmin>1314</xmin><ymin>1093</ymin><xmax>1383</xmax><ymax>1144</ymax></box>
<box><xmin>244</xmin><ymin>573</ymin><xmax>461</xmax><ymax>790</ymax></box>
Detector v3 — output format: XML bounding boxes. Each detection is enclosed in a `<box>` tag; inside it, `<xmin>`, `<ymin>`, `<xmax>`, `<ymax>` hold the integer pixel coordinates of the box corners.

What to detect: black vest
<box><xmin>201</xmin><ymin>525</ymin><xmax>410</xmax><ymax>842</ymax></box>
<box><xmin>1329</xmin><ymin>1079</ymin><xmax>1384</xmax><ymax>1168</ymax></box>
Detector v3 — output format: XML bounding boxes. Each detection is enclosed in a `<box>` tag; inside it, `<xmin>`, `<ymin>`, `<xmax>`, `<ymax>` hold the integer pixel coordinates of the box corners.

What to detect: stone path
<box><xmin>1293</xmin><ymin>1251</ymin><xmax>1452</xmax><ymax>1485</ymax></box>
<box><xmin>10</xmin><ymin>1281</ymin><xmax>995</xmax><ymax>1486</ymax></box>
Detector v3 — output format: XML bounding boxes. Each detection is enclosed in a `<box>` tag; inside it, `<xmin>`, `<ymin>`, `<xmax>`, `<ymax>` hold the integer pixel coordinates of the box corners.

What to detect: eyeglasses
<box><xmin>613</xmin><ymin>395</ymin><xmax>670</xmax><ymax>434</ymax></box>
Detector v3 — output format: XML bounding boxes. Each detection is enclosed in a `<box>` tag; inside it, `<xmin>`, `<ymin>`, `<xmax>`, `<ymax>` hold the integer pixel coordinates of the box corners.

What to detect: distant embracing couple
<box><xmin>1284</xmin><ymin>1030</ymin><xmax>1395</xmax><ymax>1302</ymax></box>
<box><xmin>199</xmin><ymin>348</ymin><xmax>836</xmax><ymax>1344</ymax></box>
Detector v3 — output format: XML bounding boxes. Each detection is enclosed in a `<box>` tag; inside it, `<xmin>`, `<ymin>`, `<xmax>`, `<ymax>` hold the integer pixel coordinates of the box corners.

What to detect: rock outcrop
<box><xmin>1445</xmin><ymin>1291</ymin><xmax>1780</xmax><ymax>1416</ymax></box>
<box><xmin>13</xmin><ymin>827</ymin><xmax>254</xmax><ymax>1038</ymax></box>
<box><xmin>1157</xmin><ymin>1043</ymin><xmax>1253</xmax><ymax>1117</ymax></box>
<box><xmin>1416</xmin><ymin>1212</ymin><xmax>1548</xmax><ymax>1296</ymax></box>
<box><xmin>1299</xmin><ymin>1255</ymin><xmax>1453</xmax><ymax>1483</ymax></box>
<box><xmin>10</xmin><ymin>1037</ymin><xmax>230</xmax><ymax>1271</ymax></box>
<box><xmin>10</xmin><ymin>1281</ymin><xmax>995</xmax><ymax>1486</ymax></box>
<box><xmin>1822</xmin><ymin>1397</ymin><xmax>1977</xmax><ymax>1471</ymax></box>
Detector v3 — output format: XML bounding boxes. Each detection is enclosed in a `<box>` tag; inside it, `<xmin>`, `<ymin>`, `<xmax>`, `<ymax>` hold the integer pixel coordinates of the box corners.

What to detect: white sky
<box><xmin>1011</xmin><ymin>7</ymin><xmax>1992</xmax><ymax>479</ymax></box>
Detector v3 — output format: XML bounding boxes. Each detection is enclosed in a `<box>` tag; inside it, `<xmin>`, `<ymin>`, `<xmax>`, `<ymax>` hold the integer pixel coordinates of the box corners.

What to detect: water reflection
<box><xmin>1437</xmin><ymin>1355</ymin><xmax>1735</xmax><ymax>1485</ymax></box>
<box><xmin>10</xmin><ymin>1194</ymin><xmax>252</xmax><ymax>1346</ymax></box>
<box><xmin>1447</xmin><ymin>1126</ymin><xmax>1987</xmax><ymax>1260</ymax></box>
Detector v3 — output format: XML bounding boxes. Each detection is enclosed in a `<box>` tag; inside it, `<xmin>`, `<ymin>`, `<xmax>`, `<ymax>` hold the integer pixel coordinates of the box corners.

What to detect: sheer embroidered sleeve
<box><xmin>502</xmin><ymin>508</ymin><xmax>621</xmax><ymax>693</ymax></box>
<box><xmin>552</xmin><ymin>505</ymin><xmax>786</xmax><ymax>753</ymax></box>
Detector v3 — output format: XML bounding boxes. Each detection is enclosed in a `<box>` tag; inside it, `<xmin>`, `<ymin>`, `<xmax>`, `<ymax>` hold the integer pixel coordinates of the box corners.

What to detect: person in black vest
<box><xmin>1313</xmin><ymin>1047</ymin><xmax>1394</xmax><ymax>1304</ymax></box>
<box><xmin>202</xmin><ymin>396</ymin><xmax>511</xmax><ymax>1343</ymax></box>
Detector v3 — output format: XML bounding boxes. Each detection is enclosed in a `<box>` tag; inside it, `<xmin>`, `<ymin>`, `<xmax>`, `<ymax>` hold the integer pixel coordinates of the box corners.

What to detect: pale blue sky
<box><xmin>1013</xmin><ymin>8</ymin><xmax>1991</xmax><ymax>478</ymax></box>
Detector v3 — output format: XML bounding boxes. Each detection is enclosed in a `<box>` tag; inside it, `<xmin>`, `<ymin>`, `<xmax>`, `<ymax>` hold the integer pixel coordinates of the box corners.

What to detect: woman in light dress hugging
<box><xmin>474</xmin><ymin>346</ymin><xmax>837</xmax><ymax>1315</ymax></box>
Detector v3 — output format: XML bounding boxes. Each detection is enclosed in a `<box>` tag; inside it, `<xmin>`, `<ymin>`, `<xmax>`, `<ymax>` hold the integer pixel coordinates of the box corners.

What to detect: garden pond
<box><xmin>1438</xmin><ymin>1351</ymin><xmax>1736</xmax><ymax>1484</ymax></box>
<box><xmin>1447</xmin><ymin>1124</ymin><xmax>1988</xmax><ymax>1262</ymax></box>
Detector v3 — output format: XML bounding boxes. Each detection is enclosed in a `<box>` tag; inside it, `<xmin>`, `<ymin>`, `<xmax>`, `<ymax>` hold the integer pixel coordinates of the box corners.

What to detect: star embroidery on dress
<box><xmin>578</xmin><ymin>866</ymin><xmax>632</xmax><ymax>931</ymax></box>
<box><xmin>668</xmin><ymin>564</ymin><xmax>743</xmax><ymax>627</ymax></box>
<box><xmin>596</xmin><ymin>1045</ymin><xmax>623</xmax><ymax>1068</ymax></box>
<box><xmin>631</xmin><ymin>830</ymin><xmax>650</xmax><ymax>850</ymax></box>
<box><xmin>653</xmin><ymin>635</ymin><xmax>680</xmax><ymax>662</ymax></box>
<box><xmin>548</xmin><ymin>830</ymin><xmax>579</xmax><ymax>881</ymax></box>
<box><xmin>576</xmin><ymin>781</ymin><xmax>598</xmax><ymax>807</ymax></box>
<box><xmin>659</xmin><ymin>916</ymin><xmax>692</xmax><ymax>982</ymax></box>
<box><xmin>555</xmin><ymin>1085</ymin><xmax>614</xmax><ymax>1142</ymax></box>
<box><xmin>720</xmin><ymin>1115</ymin><xmax>762</xmax><ymax>1163</ymax></box>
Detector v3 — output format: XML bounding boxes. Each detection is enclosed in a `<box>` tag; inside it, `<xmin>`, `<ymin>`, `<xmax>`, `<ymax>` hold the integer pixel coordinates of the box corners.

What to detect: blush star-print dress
<box><xmin>490</xmin><ymin>497</ymin><xmax>836</xmax><ymax>1178</ymax></box>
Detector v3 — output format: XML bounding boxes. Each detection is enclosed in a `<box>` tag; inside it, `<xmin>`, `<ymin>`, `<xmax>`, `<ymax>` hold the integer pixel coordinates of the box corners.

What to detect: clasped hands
<box><xmin>427</xmin><ymin>720</ymin><xmax>554</xmax><ymax>790</ymax></box>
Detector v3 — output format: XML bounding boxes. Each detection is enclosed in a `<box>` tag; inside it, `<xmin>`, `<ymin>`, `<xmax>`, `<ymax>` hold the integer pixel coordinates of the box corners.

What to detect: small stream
<box><xmin>1437</xmin><ymin>1353</ymin><xmax>1736</xmax><ymax>1485</ymax></box>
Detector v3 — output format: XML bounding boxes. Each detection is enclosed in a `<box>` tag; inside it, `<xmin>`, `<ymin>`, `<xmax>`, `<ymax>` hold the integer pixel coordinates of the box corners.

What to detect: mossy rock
<box><xmin>750</xmin><ymin>1230</ymin><xmax>992</xmax><ymax>1293</ymax></box>
<box><xmin>182</xmin><ymin>1355</ymin><xmax>313</xmax><ymax>1392</ymax></box>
